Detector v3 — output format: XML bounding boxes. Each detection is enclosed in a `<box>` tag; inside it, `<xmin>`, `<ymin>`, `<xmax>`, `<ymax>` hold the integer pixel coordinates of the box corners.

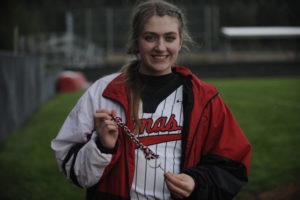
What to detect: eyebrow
<box><xmin>142</xmin><ymin>31</ymin><xmax>178</xmax><ymax>35</ymax></box>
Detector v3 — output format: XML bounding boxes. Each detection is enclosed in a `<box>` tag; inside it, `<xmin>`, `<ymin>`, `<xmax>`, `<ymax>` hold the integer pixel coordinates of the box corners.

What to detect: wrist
<box><xmin>95</xmin><ymin>136</ymin><xmax>118</xmax><ymax>154</ymax></box>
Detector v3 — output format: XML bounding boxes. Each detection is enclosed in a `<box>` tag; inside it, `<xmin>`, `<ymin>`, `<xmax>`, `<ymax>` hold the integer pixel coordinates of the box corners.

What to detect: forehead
<box><xmin>142</xmin><ymin>15</ymin><xmax>180</xmax><ymax>34</ymax></box>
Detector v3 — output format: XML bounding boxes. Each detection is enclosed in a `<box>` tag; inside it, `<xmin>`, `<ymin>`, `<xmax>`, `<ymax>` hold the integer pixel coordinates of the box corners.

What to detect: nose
<box><xmin>155</xmin><ymin>38</ymin><xmax>167</xmax><ymax>52</ymax></box>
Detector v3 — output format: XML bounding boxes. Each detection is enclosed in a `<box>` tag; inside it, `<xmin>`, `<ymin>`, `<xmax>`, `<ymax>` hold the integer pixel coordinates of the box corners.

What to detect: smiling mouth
<box><xmin>152</xmin><ymin>55</ymin><xmax>168</xmax><ymax>60</ymax></box>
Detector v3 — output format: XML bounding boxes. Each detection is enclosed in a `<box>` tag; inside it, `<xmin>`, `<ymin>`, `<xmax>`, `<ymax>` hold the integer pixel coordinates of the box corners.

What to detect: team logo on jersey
<box><xmin>138</xmin><ymin>114</ymin><xmax>182</xmax><ymax>146</ymax></box>
<box><xmin>139</xmin><ymin>114</ymin><xmax>182</xmax><ymax>134</ymax></box>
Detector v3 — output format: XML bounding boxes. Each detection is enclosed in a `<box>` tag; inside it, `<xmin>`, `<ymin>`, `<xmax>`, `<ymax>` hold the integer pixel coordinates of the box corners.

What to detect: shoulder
<box><xmin>173</xmin><ymin>65</ymin><xmax>218</xmax><ymax>97</ymax></box>
<box><xmin>87</xmin><ymin>72</ymin><xmax>122</xmax><ymax>93</ymax></box>
<box><xmin>92</xmin><ymin>73</ymin><xmax>121</xmax><ymax>88</ymax></box>
<box><xmin>73</xmin><ymin>72</ymin><xmax>122</xmax><ymax>106</ymax></box>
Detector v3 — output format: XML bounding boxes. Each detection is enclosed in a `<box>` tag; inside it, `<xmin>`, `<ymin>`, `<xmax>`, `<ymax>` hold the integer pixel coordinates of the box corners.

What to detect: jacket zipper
<box><xmin>184</xmin><ymin>92</ymin><xmax>219</xmax><ymax>169</ymax></box>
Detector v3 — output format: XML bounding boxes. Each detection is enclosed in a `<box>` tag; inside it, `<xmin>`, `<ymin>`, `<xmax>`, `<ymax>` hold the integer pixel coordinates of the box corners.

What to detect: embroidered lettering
<box><xmin>139</xmin><ymin>114</ymin><xmax>182</xmax><ymax>134</ymax></box>
<box><xmin>139</xmin><ymin>118</ymin><xmax>153</xmax><ymax>134</ymax></box>
<box><xmin>152</xmin><ymin>117</ymin><xmax>167</xmax><ymax>132</ymax></box>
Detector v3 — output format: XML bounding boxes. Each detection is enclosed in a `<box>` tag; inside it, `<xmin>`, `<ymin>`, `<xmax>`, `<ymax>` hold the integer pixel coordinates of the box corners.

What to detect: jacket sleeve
<box><xmin>183</xmin><ymin>95</ymin><xmax>251</xmax><ymax>200</ymax></box>
<box><xmin>50</xmin><ymin>84</ymin><xmax>115</xmax><ymax>189</ymax></box>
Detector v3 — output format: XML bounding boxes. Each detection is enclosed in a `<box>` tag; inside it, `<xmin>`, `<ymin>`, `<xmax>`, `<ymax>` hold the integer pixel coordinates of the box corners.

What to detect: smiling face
<box><xmin>138</xmin><ymin>15</ymin><xmax>182</xmax><ymax>76</ymax></box>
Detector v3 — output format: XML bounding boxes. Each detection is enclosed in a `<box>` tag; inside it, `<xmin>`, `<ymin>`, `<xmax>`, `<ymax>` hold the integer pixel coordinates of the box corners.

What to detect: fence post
<box><xmin>106</xmin><ymin>8</ymin><xmax>114</xmax><ymax>57</ymax></box>
<box><xmin>85</xmin><ymin>9</ymin><xmax>92</xmax><ymax>43</ymax></box>
<box><xmin>204</xmin><ymin>5</ymin><xmax>212</xmax><ymax>52</ymax></box>
<box><xmin>13</xmin><ymin>26</ymin><xmax>19</xmax><ymax>54</ymax></box>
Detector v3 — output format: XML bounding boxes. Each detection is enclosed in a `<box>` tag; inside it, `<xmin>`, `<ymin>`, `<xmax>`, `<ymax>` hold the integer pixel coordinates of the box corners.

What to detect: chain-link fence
<box><xmin>71</xmin><ymin>5</ymin><xmax>220</xmax><ymax>54</ymax></box>
<box><xmin>0</xmin><ymin>52</ymin><xmax>61</xmax><ymax>146</ymax></box>
<box><xmin>18</xmin><ymin>5</ymin><xmax>222</xmax><ymax>66</ymax></box>
<box><xmin>18</xmin><ymin>4</ymin><xmax>300</xmax><ymax>67</ymax></box>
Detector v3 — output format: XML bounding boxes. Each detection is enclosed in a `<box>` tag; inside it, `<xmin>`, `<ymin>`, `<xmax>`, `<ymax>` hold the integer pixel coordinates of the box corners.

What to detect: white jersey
<box><xmin>131</xmin><ymin>85</ymin><xmax>183</xmax><ymax>200</ymax></box>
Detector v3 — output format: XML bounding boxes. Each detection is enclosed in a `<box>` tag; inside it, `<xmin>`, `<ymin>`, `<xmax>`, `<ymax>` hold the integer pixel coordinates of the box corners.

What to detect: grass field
<box><xmin>0</xmin><ymin>77</ymin><xmax>300</xmax><ymax>200</ymax></box>
<box><xmin>210</xmin><ymin>78</ymin><xmax>300</xmax><ymax>193</ymax></box>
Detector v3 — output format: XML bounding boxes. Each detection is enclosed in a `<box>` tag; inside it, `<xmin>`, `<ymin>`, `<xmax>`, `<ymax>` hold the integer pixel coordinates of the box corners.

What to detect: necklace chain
<box><xmin>111</xmin><ymin>116</ymin><xmax>159</xmax><ymax>160</ymax></box>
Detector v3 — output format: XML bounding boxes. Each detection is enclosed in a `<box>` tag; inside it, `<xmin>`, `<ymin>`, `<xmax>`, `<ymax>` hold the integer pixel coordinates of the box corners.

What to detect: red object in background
<box><xmin>58</xmin><ymin>71</ymin><xmax>88</xmax><ymax>92</ymax></box>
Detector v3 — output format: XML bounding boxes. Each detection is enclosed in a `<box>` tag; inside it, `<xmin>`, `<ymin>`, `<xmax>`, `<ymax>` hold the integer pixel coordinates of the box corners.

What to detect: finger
<box><xmin>97</xmin><ymin>123</ymin><xmax>119</xmax><ymax>141</ymax></box>
<box><xmin>107</xmin><ymin>125</ymin><xmax>119</xmax><ymax>134</ymax></box>
<box><xmin>165</xmin><ymin>172</ymin><xmax>193</xmax><ymax>198</ymax></box>
<box><xmin>165</xmin><ymin>172</ymin><xmax>188</xmax><ymax>187</ymax></box>
<box><xmin>165</xmin><ymin>178</ymin><xmax>186</xmax><ymax>199</ymax></box>
<box><xmin>111</xmin><ymin>109</ymin><xmax>117</xmax><ymax>117</ymax></box>
<box><xmin>104</xmin><ymin>121</ymin><xmax>119</xmax><ymax>131</ymax></box>
<box><xmin>98</xmin><ymin>125</ymin><xmax>119</xmax><ymax>149</ymax></box>
<box><xmin>95</xmin><ymin>109</ymin><xmax>110</xmax><ymax>114</ymax></box>
<box><xmin>165</xmin><ymin>172</ymin><xmax>183</xmax><ymax>186</ymax></box>
<box><xmin>95</xmin><ymin>109</ymin><xmax>113</xmax><ymax>120</ymax></box>
<box><xmin>165</xmin><ymin>173</ymin><xmax>187</xmax><ymax>197</ymax></box>
<box><xmin>104</xmin><ymin>119</ymin><xmax>117</xmax><ymax>125</ymax></box>
<box><xmin>99</xmin><ymin>119</ymin><xmax>118</xmax><ymax>129</ymax></box>
<box><xmin>166</xmin><ymin>176</ymin><xmax>185</xmax><ymax>194</ymax></box>
<box><xmin>94</xmin><ymin>112</ymin><xmax>112</xmax><ymax>121</ymax></box>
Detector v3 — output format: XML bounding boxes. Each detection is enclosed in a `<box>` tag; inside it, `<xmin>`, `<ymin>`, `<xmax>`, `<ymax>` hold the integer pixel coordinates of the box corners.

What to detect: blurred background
<box><xmin>0</xmin><ymin>0</ymin><xmax>300</xmax><ymax>199</ymax></box>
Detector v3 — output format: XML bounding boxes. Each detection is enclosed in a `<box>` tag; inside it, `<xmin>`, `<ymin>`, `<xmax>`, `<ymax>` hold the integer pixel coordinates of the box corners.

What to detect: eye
<box><xmin>165</xmin><ymin>35</ymin><xmax>176</xmax><ymax>42</ymax></box>
<box><xmin>144</xmin><ymin>35</ymin><xmax>156</xmax><ymax>42</ymax></box>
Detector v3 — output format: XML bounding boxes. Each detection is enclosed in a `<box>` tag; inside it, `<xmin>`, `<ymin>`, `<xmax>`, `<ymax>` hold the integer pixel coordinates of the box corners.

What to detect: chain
<box><xmin>111</xmin><ymin>115</ymin><xmax>159</xmax><ymax>160</ymax></box>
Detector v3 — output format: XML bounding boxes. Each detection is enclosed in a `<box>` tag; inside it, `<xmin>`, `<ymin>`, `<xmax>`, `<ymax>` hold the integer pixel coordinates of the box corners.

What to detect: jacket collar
<box><xmin>102</xmin><ymin>73</ymin><xmax>129</xmax><ymax>111</ymax></box>
<box><xmin>102</xmin><ymin>65</ymin><xmax>217</xmax><ymax>116</ymax></box>
<box><xmin>102</xmin><ymin>66</ymin><xmax>193</xmax><ymax>105</ymax></box>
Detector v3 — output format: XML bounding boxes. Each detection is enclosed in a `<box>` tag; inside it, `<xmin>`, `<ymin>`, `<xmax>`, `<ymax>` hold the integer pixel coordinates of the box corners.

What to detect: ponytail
<box><xmin>121</xmin><ymin>60</ymin><xmax>142</xmax><ymax>133</ymax></box>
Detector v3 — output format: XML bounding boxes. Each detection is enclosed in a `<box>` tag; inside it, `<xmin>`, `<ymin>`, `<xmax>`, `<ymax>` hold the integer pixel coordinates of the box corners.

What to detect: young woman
<box><xmin>51</xmin><ymin>1</ymin><xmax>251</xmax><ymax>199</ymax></box>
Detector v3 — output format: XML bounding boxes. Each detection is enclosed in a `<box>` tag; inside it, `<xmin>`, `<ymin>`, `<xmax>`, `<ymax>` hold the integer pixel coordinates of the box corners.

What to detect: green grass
<box><xmin>208</xmin><ymin>78</ymin><xmax>300</xmax><ymax>193</ymax></box>
<box><xmin>0</xmin><ymin>90</ymin><xmax>85</xmax><ymax>200</ymax></box>
<box><xmin>0</xmin><ymin>78</ymin><xmax>300</xmax><ymax>199</ymax></box>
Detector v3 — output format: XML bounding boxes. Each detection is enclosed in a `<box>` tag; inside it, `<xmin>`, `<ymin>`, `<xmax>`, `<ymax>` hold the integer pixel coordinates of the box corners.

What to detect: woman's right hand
<box><xmin>94</xmin><ymin>109</ymin><xmax>119</xmax><ymax>149</ymax></box>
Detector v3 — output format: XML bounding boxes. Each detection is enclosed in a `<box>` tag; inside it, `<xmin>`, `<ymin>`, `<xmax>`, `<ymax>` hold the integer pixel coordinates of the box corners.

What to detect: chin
<box><xmin>151</xmin><ymin>63</ymin><xmax>170</xmax><ymax>70</ymax></box>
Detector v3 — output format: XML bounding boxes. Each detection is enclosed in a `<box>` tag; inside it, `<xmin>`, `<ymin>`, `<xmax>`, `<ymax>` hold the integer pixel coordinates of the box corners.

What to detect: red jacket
<box><xmin>86</xmin><ymin>66</ymin><xmax>251</xmax><ymax>200</ymax></box>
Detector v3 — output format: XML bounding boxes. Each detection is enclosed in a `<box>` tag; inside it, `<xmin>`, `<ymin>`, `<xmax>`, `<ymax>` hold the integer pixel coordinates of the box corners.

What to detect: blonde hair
<box><xmin>121</xmin><ymin>0</ymin><xmax>194</xmax><ymax>132</ymax></box>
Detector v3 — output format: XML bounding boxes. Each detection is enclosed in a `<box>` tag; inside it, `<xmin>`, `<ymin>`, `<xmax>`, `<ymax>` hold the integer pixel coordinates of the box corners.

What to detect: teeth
<box><xmin>153</xmin><ymin>55</ymin><xmax>167</xmax><ymax>59</ymax></box>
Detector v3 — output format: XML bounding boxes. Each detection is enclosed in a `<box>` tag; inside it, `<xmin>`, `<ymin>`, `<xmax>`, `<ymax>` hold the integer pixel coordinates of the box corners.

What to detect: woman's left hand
<box><xmin>164</xmin><ymin>172</ymin><xmax>195</xmax><ymax>199</ymax></box>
